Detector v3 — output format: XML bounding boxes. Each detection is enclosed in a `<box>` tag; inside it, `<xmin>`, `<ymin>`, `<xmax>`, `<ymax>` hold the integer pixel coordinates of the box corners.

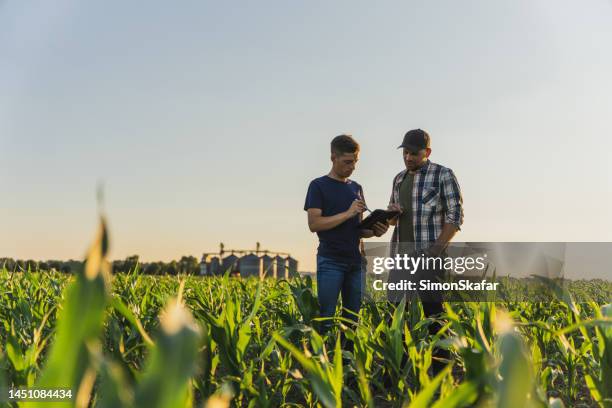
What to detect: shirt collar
<box><xmin>417</xmin><ymin>159</ymin><xmax>431</xmax><ymax>173</ymax></box>
<box><xmin>396</xmin><ymin>160</ymin><xmax>431</xmax><ymax>186</ymax></box>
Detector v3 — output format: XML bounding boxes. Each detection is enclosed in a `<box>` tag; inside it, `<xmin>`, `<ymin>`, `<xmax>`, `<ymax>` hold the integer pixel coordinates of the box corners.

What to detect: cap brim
<box><xmin>398</xmin><ymin>144</ymin><xmax>424</xmax><ymax>152</ymax></box>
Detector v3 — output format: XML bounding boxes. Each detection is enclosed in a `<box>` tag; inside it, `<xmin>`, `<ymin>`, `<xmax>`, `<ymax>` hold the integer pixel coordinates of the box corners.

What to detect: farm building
<box><xmin>199</xmin><ymin>243</ymin><xmax>298</xmax><ymax>279</ymax></box>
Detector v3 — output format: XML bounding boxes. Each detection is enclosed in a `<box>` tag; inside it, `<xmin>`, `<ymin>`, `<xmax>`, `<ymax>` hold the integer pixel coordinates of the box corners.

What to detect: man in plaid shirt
<box><xmin>387</xmin><ymin>128</ymin><xmax>464</xmax><ymax>374</ymax></box>
<box><xmin>388</xmin><ymin>129</ymin><xmax>463</xmax><ymax>254</ymax></box>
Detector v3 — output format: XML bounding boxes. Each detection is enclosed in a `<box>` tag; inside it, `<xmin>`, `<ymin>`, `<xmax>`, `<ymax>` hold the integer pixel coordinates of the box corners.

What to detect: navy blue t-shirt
<box><xmin>304</xmin><ymin>175</ymin><xmax>365</xmax><ymax>262</ymax></box>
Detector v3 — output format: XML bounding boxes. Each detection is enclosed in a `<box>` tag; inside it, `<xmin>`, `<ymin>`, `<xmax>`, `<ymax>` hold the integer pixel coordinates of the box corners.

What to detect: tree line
<box><xmin>0</xmin><ymin>255</ymin><xmax>202</xmax><ymax>276</ymax></box>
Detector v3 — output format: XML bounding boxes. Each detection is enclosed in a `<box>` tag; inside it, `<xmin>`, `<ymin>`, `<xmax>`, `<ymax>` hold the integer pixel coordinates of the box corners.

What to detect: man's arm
<box><xmin>427</xmin><ymin>168</ymin><xmax>464</xmax><ymax>256</ymax></box>
<box><xmin>307</xmin><ymin>200</ymin><xmax>365</xmax><ymax>232</ymax></box>
<box><xmin>387</xmin><ymin>203</ymin><xmax>402</xmax><ymax>226</ymax></box>
<box><xmin>440</xmin><ymin>168</ymin><xmax>464</xmax><ymax>230</ymax></box>
<box><xmin>357</xmin><ymin>186</ymin><xmax>390</xmax><ymax>238</ymax></box>
<box><xmin>427</xmin><ymin>223</ymin><xmax>459</xmax><ymax>256</ymax></box>
<box><xmin>360</xmin><ymin>222</ymin><xmax>389</xmax><ymax>238</ymax></box>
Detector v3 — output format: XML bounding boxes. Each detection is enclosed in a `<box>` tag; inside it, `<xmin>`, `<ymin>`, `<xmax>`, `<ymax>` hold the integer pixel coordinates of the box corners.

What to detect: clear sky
<box><xmin>2</xmin><ymin>1</ymin><xmax>612</xmax><ymax>272</ymax></box>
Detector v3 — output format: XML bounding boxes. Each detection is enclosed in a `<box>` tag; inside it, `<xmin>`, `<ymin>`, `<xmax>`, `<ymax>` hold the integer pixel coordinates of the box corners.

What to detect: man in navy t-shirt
<box><xmin>304</xmin><ymin>134</ymin><xmax>388</xmax><ymax>334</ymax></box>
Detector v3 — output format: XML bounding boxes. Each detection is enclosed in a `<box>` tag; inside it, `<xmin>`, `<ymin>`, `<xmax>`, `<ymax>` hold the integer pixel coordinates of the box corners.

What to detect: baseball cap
<box><xmin>398</xmin><ymin>129</ymin><xmax>430</xmax><ymax>151</ymax></box>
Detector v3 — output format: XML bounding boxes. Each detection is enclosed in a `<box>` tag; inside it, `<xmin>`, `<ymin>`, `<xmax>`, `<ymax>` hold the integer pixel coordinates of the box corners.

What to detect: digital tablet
<box><xmin>358</xmin><ymin>209</ymin><xmax>400</xmax><ymax>230</ymax></box>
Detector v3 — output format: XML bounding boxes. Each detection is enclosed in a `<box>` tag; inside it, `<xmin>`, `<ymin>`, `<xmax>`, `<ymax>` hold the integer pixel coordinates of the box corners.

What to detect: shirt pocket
<box><xmin>421</xmin><ymin>187</ymin><xmax>439</xmax><ymax>210</ymax></box>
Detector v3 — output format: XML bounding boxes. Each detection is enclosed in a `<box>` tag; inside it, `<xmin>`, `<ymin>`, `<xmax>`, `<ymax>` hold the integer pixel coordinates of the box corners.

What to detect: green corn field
<box><xmin>1</xmin><ymin>217</ymin><xmax>611</xmax><ymax>408</ymax></box>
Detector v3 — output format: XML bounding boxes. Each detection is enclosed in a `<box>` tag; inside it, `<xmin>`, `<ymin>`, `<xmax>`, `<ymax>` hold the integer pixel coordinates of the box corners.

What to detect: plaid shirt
<box><xmin>388</xmin><ymin>160</ymin><xmax>464</xmax><ymax>252</ymax></box>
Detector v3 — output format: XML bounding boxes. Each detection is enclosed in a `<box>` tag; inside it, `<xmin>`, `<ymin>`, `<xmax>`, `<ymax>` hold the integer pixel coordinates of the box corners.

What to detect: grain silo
<box><xmin>274</xmin><ymin>255</ymin><xmax>287</xmax><ymax>279</ymax></box>
<box><xmin>286</xmin><ymin>256</ymin><xmax>298</xmax><ymax>277</ymax></box>
<box><xmin>199</xmin><ymin>259</ymin><xmax>208</xmax><ymax>276</ymax></box>
<box><xmin>240</xmin><ymin>254</ymin><xmax>261</xmax><ymax>278</ymax></box>
<box><xmin>208</xmin><ymin>256</ymin><xmax>220</xmax><ymax>276</ymax></box>
<box><xmin>222</xmin><ymin>254</ymin><xmax>239</xmax><ymax>275</ymax></box>
<box><xmin>260</xmin><ymin>255</ymin><xmax>275</xmax><ymax>278</ymax></box>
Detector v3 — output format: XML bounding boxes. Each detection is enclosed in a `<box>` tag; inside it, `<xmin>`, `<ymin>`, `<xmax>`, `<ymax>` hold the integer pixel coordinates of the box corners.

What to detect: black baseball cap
<box><xmin>398</xmin><ymin>129</ymin><xmax>430</xmax><ymax>151</ymax></box>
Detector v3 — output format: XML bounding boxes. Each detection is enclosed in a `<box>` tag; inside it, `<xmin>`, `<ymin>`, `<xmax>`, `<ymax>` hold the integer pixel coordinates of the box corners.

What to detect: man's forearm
<box><xmin>309</xmin><ymin>211</ymin><xmax>353</xmax><ymax>232</ymax></box>
<box><xmin>361</xmin><ymin>229</ymin><xmax>375</xmax><ymax>238</ymax></box>
<box><xmin>428</xmin><ymin>223</ymin><xmax>459</xmax><ymax>255</ymax></box>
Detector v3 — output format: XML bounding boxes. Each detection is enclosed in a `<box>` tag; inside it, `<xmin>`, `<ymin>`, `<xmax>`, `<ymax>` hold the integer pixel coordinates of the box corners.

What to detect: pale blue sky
<box><xmin>2</xmin><ymin>1</ymin><xmax>611</xmax><ymax>271</ymax></box>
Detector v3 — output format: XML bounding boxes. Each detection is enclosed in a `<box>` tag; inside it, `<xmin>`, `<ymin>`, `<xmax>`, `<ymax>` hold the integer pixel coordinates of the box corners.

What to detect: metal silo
<box><xmin>222</xmin><ymin>254</ymin><xmax>239</xmax><ymax>275</ymax></box>
<box><xmin>240</xmin><ymin>254</ymin><xmax>260</xmax><ymax>278</ymax></box>
<box><xmin>260</xmin><ymin>255</ymin><xmax>274</xmax><ymax>279</ymax></box>
<box><xmin>274</xmin><ymin>255</ymin><xmax>286</xmax><ymax>279</ymax></box>
<box><xmin>208</xmin><ymin>256</ymin><xmax>220</xmax><ymax>276</ymax></box>
<box><xmin>199</xmin><ymin>254</ymin><xmax>210</xmax><ymax>276</ymax></box>
<box><xmin>286</xmin><ymin>256</ymin><xmax>298</xmax><ymax>278</ymax></box>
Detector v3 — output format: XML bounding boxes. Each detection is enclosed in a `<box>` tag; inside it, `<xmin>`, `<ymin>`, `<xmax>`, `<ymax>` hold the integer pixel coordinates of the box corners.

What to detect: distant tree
<box><xmin>124</xmin><ymin>255</ymin><xmax>140</xmax><ymax>274</ymax></box>
<box><xmin>1</xmin><ymin>258</ymin><xmax>15</xmax><ymax>271</ymax></box>
<box><xmin>166</xmin><ymin>260</ymin><xmax>178</xmax><ymax>276</ymax></box>
<box><xmin>179</xmin><ymin>256</ymin><xmax>198</xmax><ymax>275</ymax></box>
<box><xmin>112</xmin><ymin>260</ymin><xmax>124</xmax><ymax>274</ymax></box>
<box><xmin>65</xmin><ymin>260</ymin><xmax>83</xmax><ymax>273</ymax></box>
<box><xmin>0</xmin><ymin>256</ymin><xmax>216</xmax><ymax>276</ymax></box>
<box><xmin>144</xmin><ymin>263</ymin><xmax>160</xmax><ymax>275</ymax></box>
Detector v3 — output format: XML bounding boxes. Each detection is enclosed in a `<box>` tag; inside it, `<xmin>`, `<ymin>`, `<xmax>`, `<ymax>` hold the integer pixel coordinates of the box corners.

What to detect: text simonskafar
<box><xmin>372</xmin><ymin>279</ymin><xmax>499</xmax><ymax>291</ymax></box>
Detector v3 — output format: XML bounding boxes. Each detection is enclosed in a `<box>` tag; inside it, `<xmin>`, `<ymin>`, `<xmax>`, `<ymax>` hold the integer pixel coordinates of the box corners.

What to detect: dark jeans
<box><xmin>316</xmin><ymin>255</ymin><xmax>364</xmax><ymax>335</ymax></box>
<box><xmin>387</xmin><ymin>252</ymin><xmax>450</xmax><ymax>375</ymax></box>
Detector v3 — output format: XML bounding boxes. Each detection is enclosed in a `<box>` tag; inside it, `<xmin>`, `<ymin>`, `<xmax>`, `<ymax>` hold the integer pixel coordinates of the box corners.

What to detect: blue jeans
<box><xmin>316</xmin><ymin>255</ymin><xmax>365</xmax><ymax>333</ymax></box>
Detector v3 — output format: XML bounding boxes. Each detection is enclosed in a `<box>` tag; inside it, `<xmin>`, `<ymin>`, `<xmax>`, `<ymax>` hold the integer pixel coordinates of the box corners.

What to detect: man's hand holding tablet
<box><xmin>358</xmin><ymin>209</ymin><xmax>399</xmax><ymax>232</ymax></box>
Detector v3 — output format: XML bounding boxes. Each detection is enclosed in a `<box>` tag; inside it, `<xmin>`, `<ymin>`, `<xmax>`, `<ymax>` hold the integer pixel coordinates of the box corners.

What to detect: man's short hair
<box><xmin>331</xmin><ymin>134</ymin><xmax>360</xmax><ymax>155</ymax></box>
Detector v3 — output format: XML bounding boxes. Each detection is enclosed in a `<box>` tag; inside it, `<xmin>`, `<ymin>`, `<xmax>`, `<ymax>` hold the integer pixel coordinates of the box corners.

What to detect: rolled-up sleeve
<box><xmin>440</xmin><ymin>168</ymin><xmax>464</xmax><ymax>230</ymax></box>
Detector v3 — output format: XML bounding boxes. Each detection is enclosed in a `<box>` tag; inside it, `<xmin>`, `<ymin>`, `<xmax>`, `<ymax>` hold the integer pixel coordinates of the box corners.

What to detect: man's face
<box><xmin>331</xmin><ymin>152</ymin><xmax>359</xmax><ymax>178</ymax></box>
<box><xmin>403</xmin><ymin>148</ymin><xmax>430</xmax><ymax>171</ymax></box>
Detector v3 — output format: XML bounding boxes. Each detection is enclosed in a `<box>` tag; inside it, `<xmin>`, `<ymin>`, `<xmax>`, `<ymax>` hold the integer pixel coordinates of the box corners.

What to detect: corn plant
<box><xmin>1</xmin><ymin>214</ymin><xmax>611</xmax><ymax>407</ymax></box>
